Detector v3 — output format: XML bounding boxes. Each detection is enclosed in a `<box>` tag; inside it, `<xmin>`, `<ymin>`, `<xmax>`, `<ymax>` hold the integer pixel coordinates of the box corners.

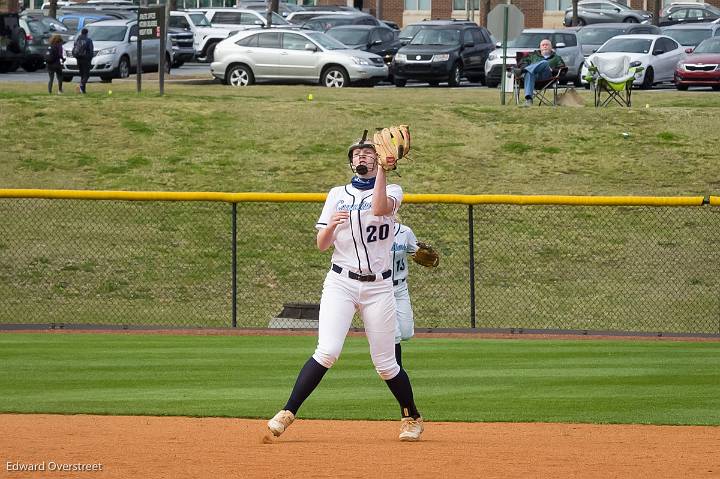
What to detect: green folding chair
<box><xmin>585</xmin><ymin>55</ymin><xmax>644</xmax><ymax>107</ymax></box>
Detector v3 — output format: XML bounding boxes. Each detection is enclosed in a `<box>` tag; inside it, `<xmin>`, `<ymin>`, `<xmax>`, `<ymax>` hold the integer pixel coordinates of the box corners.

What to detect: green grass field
<box><xmin>1</xmin><ymin>333</ymin><xmax>719</xmax><ymax>425</ymax></box>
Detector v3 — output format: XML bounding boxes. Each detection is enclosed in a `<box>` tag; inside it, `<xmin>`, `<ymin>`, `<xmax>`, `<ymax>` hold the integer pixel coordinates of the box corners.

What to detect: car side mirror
<box><xmin>629</xmin><ymin>60</ymin><xmax>641</xmax><ymax>67</ymax></box>
<box><xmin>304</xmin><ymin>42</ymin><xmax>317</xmax><ymax>52</ymax></box>
<box><xmin>685</xmin><ymin>47</ymin><xmax>694</xmax><ymax>53</ymax></box>
<box><xmin>592</xmin><ymin>48</ymin><xmax>598</xmax><ymax>53</ymax></box>
<box><xmin>495</xmin><ymin>41</ymin><xmax>501</xmax><ymax>47</ymax></box>
<box><xmin>614</xmin><ymin>7</ymin><xmax>621</xmax><ymax>12</ymax></box>
<box><xmin>371</xmin><ymin>39</ymin><xmax>382</xmax><ymax>46</ymax></box>
<box><xmin>254</xmin><ymin>20</ymin><xmax>263</xmax><ymax>25</ymax></box>
<box><xmin>130</xmin><ymin>35</ymin><xmax>138</xmax><ymax>42</ymax></box>
<box><xmin>652</xmin><ymin>49</ymin><xmax>664</xmax><ymax>55</ymax></box>
<box><xmin>555</xmin><ymin>42</ymin><xmax>566</xmax><ymax>48</ymax></box>
<box><xmin>49</xmin><ymin>24</ymin><xmax>57</xmax><ymax>31</ymax></box>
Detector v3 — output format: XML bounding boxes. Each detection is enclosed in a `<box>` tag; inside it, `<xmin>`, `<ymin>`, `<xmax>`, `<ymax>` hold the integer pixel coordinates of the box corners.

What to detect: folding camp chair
<box><xmin>584</xmin><ymin>55</ymin><xmax>644</xmax><ymax>107</ymax></box>
<box><xmin>512</xmin><ymin>51</ymin><xmax>569</xmax><ymax>106</ymax></box>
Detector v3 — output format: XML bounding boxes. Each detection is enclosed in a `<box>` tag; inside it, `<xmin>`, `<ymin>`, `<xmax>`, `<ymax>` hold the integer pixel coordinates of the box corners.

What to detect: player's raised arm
<box><xmin>372</xmin><ymin>156</ymin><xmax>397</xmax><ymax>217</ymax></box>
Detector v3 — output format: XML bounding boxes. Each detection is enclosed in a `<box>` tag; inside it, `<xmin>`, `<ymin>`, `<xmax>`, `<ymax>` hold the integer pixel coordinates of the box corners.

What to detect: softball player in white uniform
<box><xmin>391</xmin><ymin>223</ymin><xmax>418</xmax><ymax>347</ymax></box>
<box><xmin>267</xmin><ymin>134</ymin><xmax>424</xmax><ymax>442</ymax></box>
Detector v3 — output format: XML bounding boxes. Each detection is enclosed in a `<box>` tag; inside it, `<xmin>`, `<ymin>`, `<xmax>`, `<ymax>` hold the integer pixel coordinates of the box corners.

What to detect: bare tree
<box><xmin>49</xmin><ymin>0</ymin><xmax>57</xmax><ymax>19</ymax></box>
<box><xmin>482</xmin><ymin>0</ymin><xmax>491</xmax><ymax>27</ymax></box>
<box><xmin>266</xmin><ymin>0</ymin><xmax>279</xmax><ymax>28</ymax></box>
<box><xmin>653</xmin><ymin>0</ymin><xmax>661</xmax><ymax>25</ymax></box>
<box><xmin>571</xmin><ymin>0</ymin><xmax>579</xmax><ymax>26</ymax></box>
<box><xmin>169</xmin><ymin>0</ymin><xmax>177</xmax><ymax>12</ymax></box>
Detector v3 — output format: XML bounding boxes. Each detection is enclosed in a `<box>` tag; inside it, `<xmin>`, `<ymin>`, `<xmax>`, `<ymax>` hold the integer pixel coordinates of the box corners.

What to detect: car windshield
<box><xmin>598</xmin><ymin>37</ymin><xmax>652</xmax><ymax>53</ymax></box>
<box><xmin>85</xmin><ymin>25</ymin><xmax>127</xmax><ymax>41</ymax></box>
<box><xmin>327</xmin><ymin>28</ymin><xmax>370</xmax><ymax>45</ymax></box>
<box><xmin>410</xmin><ymin>28</ymin><xmax>460</xmax><ymax>46</ymax></box>
<box><xmin>578</xmin><ymin>28</ymin><xmax>625</xmax><ymax>45</ymax></box>
<box><xmin>507</xmin><ymin>32</ymin><xmax>552</xmax><ymax>48</ymax></box>
<box><xmin>306</xmin><ymin>31</ymin><xmax>348</xmax><ymax>50</ymax></box>
<box><xmin>399</xmin><ymin>24</ymin><xmax>422</xmax><ymax>40</ymax></box>
<box><xmin>693</xmin><ymin>37</ymin><xmax>720</xmax><ymax>53</ymax></box>
<box><xmin>189</xmin><ymin>13</ymin><xmax>211</xmax><ymax>27</ymax></box>
<box><xmin>662</xmin><ymin>29</ymin><xmax>711</xmax><ymax>46</ymax></box>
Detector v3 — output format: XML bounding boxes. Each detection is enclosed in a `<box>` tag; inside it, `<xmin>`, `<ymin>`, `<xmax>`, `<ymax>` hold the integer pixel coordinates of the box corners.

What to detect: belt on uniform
<box><xmin>332</xmin><ymin>264</ymin><xmax>391</xmax><ymax>282</ymax></box>
<box><xmin>393</xmin><ymin>278</ymin><xmax>406</xmax><ymax>286</ymax></box>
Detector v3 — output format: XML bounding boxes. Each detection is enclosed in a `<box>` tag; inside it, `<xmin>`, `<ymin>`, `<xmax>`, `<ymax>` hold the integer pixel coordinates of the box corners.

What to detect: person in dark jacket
<box><xmin>47</xmin><ymin>34</ymin><xmax>65</xmax><ymax>95</ymax></box>
<box><xmin>73</xmin><ymin>28</ymin><xmax>95</xmax><ymax>94</ymax></box>
<box><xmin>517</xmin><ymin>39</ymin><xmax>565</xmax><ymax>107</ymax></box>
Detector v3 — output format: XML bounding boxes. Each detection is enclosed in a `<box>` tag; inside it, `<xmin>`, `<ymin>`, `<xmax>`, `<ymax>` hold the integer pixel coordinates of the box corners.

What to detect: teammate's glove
<box><xmin>373</xmin><ymin>125</ymin><xmax>410</xmax><ymax>171</ymax></box>
<box><xmin>412</xmin><ymin>241</ymin><xmax>440</xmax><ymax>268</ymax></box>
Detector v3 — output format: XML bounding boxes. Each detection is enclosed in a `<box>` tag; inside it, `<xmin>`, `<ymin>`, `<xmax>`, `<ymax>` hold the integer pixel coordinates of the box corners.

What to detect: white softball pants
<box><xmin>394</xmin><ymin>283</ymin><xmax>415</xmax><ymax>344</ymax></box>
<box><xmin>312</xmin><ymin>271</ymin><xmax>400</xmax><ymax>380</ymax></box>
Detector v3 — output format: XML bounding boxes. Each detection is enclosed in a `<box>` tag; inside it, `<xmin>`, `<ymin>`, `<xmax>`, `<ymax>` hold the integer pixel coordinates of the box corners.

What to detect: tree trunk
<box><xmin>266</xmin><ymin>0</ymin><xmax>279</xmax><ymax>28</ymax></box>
<box><xmin>653</xmin><ymin>0</ymin><xmax>661</xmax><ymax>25</ymax></box>
<box><xmin>49</xmin><ymin>0</ymin><xmax>57</xmax><ymax>19</ymax></box>
<box><xmin>572</xmin><ymin>0</ymin><xmax>579</xmax><ymax>26</ymax></box>
<box><xmin>482</xmin><ymin>0</ymin><xmax>491</xmax><ymax>27</ymax></box>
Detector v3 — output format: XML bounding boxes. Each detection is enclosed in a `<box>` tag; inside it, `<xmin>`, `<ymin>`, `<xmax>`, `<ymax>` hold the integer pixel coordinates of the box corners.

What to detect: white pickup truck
<box><xmin>169</xmin><ymin>10</ymin><xmax>232</xmax><ymax>63</ymax></box>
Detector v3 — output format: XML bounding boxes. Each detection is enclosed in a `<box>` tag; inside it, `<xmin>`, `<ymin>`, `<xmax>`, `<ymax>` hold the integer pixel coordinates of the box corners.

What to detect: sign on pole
<box><xmin>487</xmin><ymin>3</ymin><xmax>524</xmax><ymax>105</ymax></box>
<box><xmin>136</xmin><ymin>5</ymin><xmax>167</xmax><ymax>94</ymax></box>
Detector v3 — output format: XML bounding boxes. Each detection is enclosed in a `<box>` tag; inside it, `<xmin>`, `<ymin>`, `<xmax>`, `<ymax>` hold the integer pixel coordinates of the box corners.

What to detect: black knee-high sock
<box><xmin>394</xmin><ymin>342</ymin><xmax>403</xmax><ymax>369</ymax></box>
<box><xmin>283</xmin><ymin>357</ymin><xmax>329</xmax><ymax>415</ymax></box>
<box><xmin>384</xmin><ymin>368</ymin><xmax>420</xmax><ymax>419</ymax></box>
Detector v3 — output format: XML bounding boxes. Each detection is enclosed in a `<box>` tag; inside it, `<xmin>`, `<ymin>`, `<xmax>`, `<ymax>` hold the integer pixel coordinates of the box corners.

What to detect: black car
<box><xmin>326</xmin><ymin>25</ymin><xmax>401</xmax><ymax>71</ymax></box>
<box><xmin>391</xmin><ymin>23</ymin><xmax>494</xmax><ymax>87</ymax></box>
<box><xmin>300</xmin><ymin>13</ymin><xmax>383</xmax><ymax>32</ymax></box>
<box><xmin>658</xmin><ymin>4</ymin><xmax>720</xmax><ymax>26</ymax></box>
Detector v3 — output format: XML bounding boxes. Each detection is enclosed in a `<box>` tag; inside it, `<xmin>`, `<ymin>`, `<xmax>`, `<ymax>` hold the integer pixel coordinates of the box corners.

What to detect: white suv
<box><xmin>189</xmin><ymin>8</ymin><xmax>291</xmax><ymax>31</ymax></box>
<box><xmin>170</xmin><ymin>10</ymin><xmax>232</xmax><ymax>62</ymax></box>
<box><xmin>63</xmin><ymin>18</ymin><xmax>173</xmax><ymax>83</ymax></box>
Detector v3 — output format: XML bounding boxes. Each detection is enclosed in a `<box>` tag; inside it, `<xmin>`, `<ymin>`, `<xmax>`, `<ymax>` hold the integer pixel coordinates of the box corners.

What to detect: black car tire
<box><xmin>322</xmin><ymin>66</ymin><xmax>349</xmax><ymax>88</ymax></box>
<box><xmin>62</xmin><ymin>74</ymin><xmax>73</xmax><ymax>82</ymax></box>
<box><xmin>574</xmin><ymin>67</ymin><xmax>583</xmax><ymax>87</ymax></box>
<box><xmin>100</xmin><ymin>76</ymin><xmax>112</xmax><ymax>83</ymax></box>
<box><xmin>428</xmin><ymin>81</ymin><xmax>439</xmax><ymax>87</ymax></box>
<box><xmin>205</xmin><ymin>42</ymin><xmax>218</xmax><ymax>63</ymax></box>
<box><xmin>394</xmin><ymin>78</ymin><xmax>407</xmax><ymax>87</ymax></box>
<box><xmin>165</xmin><ymin>54</ymin><xmax>171</xmax><ymax>74</ymax></box>
<box><xmin>21</xmin><ymin>60</ymin><xmax>39</xmax><ymax>72</ymax></box>
<box><xmin>623</xmin><ymin>17</ymin><xmax>638</xmax><ymax>23</ymax></box>
<box><xmin>486</xmin><ymin>79</ymin><xmax>499</xmax><ymax>88</ymax></box>
<box><xmin>640</xmin><ymin>67</ymin><xmax>654</xmax><ymax>89</ymax></box>
<box><xmin>712</xmin><ymin>85</ymin><xmax>720</xmax><ymax>91</ymax></box>
<box><xmin>448</xmin><ymin>63</ymin><xmax>462</xmax><ymax>87</ymax></box>
<box><xmin>117</xmin><ymin>56</ymin><xmax>130</xmax><ymax>79</ymax></box>
<box><xmin>227</xmin><ymin>64</ymin><xmax>254</xmax><ymax>87</ymax></box>
<box><xmin>675</xmin><ymin>84</ymin><xmax>688</xmax><ymax>91</ymax></box>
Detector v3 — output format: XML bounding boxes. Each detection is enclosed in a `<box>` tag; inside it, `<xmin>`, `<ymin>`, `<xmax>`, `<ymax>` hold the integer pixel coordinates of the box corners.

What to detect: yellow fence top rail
<box><xmin>0</xmin><ymin>189</ymin><xmax>710</xmax><ymax>207</ymax></box>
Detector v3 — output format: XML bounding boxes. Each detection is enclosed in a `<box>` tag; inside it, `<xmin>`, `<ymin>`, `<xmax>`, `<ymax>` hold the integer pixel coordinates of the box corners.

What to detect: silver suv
<box><xmin>62</xmin><ymin>18</ymin><xmax>173</xmax><ymax>83</ymax></box>
<box><xmin>484</xmin><ymin>29</ymin><xmax>585</xmax><ymax>87</ymax></box>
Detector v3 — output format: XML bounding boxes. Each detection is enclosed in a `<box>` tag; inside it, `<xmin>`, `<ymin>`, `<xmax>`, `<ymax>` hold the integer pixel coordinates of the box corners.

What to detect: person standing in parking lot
<box><xmin>46</xmin><ymin>34</ymin><xmax>65</xmax><ymax>95</ymax></box>
<box><xmin>517</xmin><ymin>39</ymin><xmax>565</xmax><ymax>107</ymax></box>
<box><xmin>72</xmin><ymin>28</ymin><xmax>94</xmax><ymax>94</ymax></box>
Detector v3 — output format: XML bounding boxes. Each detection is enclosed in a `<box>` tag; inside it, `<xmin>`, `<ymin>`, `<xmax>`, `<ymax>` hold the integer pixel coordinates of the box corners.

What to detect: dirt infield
<box><xmin>2</xmin><ymin>414</ymin><xmax>719</xmax><ymax>479</ymax></box>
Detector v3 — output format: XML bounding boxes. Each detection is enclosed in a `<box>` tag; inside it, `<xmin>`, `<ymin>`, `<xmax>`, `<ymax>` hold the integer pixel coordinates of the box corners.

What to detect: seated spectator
<box><xmin>517</xmin><ymin>39</ymin><xmax>566</xmax><ymax>107</ymax></box>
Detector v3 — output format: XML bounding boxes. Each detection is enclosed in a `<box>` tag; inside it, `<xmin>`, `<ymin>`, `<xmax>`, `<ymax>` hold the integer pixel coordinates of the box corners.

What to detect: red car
<box><xmin>674</xmin><ymin>37</ymin><xmax>720</xmax><ymax>90</ymax></box>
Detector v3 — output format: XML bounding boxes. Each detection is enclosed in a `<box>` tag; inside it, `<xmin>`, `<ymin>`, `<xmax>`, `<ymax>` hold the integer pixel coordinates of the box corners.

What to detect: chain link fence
<box><xmin>1</xmin><ymin>192</ymin><xmax>718</xmax><ymax>334</ymax></box>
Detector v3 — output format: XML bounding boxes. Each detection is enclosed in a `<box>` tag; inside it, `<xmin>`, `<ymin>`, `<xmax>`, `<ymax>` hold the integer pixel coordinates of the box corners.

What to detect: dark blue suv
<box><xmin>390</xmin><ymin>22</ymin><xmax>494</xmax><ymax>87</ymax></box>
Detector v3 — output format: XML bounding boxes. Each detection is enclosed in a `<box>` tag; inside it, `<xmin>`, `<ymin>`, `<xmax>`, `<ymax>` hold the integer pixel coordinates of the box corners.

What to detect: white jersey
<box><xmin>390</xmin><ymin>223</ymin><xmax>418</xmax><ymax>284</ymax></box>
<box><xmin>317</xmin><ymin>183</ymin><xmax>403</xmax><ymax>275</ymax></box>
